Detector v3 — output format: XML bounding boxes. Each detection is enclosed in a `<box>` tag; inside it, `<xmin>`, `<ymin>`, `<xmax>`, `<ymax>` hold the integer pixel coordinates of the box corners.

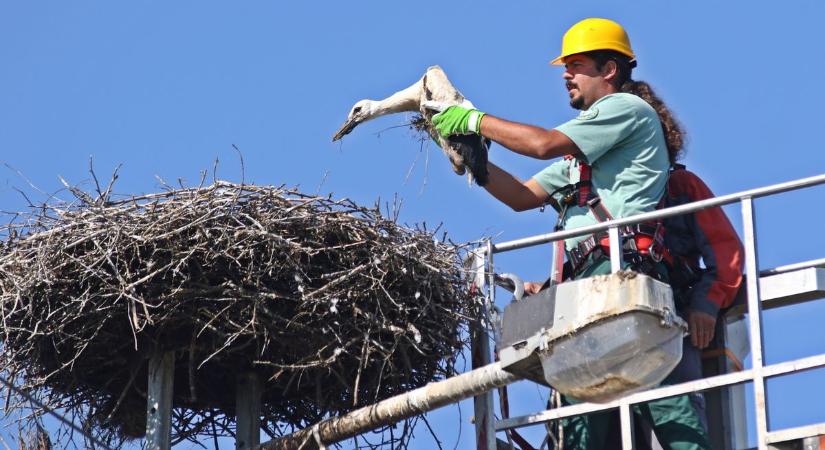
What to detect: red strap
<box><xmin>574</xmin><ymin>160</ymin><xmax>615</xmax><ymax>222</ymax></box>
<box><xmin>588</xmin><ymin>198</ymin><xmax>614</xmax><ymax>222</ymax></box>
<box><xmin>578</xmin><ymin>162</ymin><xmax>592</xmax><ymax>207</ymax></box>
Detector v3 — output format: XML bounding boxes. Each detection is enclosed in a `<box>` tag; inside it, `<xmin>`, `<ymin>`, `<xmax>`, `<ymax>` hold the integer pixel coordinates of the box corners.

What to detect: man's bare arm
<box><xmin>480</xmin><ymin>115</ymin><xmax>582</xmax><ymax>160</ymax></box>
<box><xmin>483</xmin><ymin>162</ymin><xmax>549</xmax><ymax>212</ymax></box>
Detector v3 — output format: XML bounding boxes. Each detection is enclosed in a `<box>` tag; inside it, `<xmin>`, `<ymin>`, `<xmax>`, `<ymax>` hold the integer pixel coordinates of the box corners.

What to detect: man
<box><xmin>430</xmin><ymin>18</ymin><xmax>713</xmax><ymax>450</ymax></box>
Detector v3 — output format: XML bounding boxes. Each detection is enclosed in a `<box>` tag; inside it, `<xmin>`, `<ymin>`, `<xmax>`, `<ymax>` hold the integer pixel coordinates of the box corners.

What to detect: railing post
<box><xmin>609</xmin><ymin>226</ymin><xmax>623</xmax><ymax>273</ymax></box>
<box><xmin>146</xmin><ymin>351</ymin><xmax>175</xmax><ymax>450</ymax></box>
<box><xmin>619</xmin><ymin>401</ymin><xmax>635</xmax><ymax>450</ymax></box>
<box><xmin>742</xmin><ymin>197</ymin><xmax>770</xmax><ymax>450</ymax></box>
<box><xmin>236</xmin><ymin>372</ymin><xmax>262</xmax><ymax>450</ymax></box>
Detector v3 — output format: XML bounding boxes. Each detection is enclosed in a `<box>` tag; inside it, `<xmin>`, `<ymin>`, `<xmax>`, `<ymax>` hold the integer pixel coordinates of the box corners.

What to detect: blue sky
<box><xmin>2</xmin><ymin>1</ymin><xmax>825</xmax><ymax>449</ymax></box>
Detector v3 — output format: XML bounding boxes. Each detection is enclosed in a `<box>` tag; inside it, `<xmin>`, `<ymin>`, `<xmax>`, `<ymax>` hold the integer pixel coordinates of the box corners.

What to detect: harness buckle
<box><xmin>649</xmin><ymin>243</ymin><xmax>664</xmax><ymax>262</ymax></box>
<box><xmin>586</xmin><ymin>196</ymin><xmax>601</xmax><ymax>208</ymax></box>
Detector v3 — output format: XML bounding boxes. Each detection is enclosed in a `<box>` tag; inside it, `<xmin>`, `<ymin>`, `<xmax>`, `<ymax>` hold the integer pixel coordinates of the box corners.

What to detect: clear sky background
<box><xmin>2</xmin><ymin>1</ymin><xmax>825</xmax><ymax>449</ymax></box>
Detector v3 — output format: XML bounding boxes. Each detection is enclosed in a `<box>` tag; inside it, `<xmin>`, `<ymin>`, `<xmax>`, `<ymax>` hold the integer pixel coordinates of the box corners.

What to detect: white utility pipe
<box><xmin>259</xmin><ymin>362</ymin><xmax>520</xmax><ymax>450</ymax></box>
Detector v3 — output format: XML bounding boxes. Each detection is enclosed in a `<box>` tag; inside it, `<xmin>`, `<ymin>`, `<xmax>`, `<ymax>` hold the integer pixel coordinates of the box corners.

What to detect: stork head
<box><xmin>332</xmin><ymin>100</ymin><xmax>377</xmax><ymax>141</ymax></box>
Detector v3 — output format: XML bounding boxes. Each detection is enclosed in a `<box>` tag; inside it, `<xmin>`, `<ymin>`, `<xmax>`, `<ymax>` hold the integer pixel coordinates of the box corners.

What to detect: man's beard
<box><xmin>569</xmin><ymin>95</ymin><xmax>585</xmax><ymax>110</ymax></box>
<box><xmin>567</xmin><ymin>83</ymin><xmax>585</xmax><ymax>110</ymax></box>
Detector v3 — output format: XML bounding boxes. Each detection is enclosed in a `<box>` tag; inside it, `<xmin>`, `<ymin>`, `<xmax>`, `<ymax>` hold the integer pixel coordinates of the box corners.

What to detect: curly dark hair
<box><xmin>588</xmin><ymin>50</ymin><xmax>685</xmax><ymax>164</ymax></box>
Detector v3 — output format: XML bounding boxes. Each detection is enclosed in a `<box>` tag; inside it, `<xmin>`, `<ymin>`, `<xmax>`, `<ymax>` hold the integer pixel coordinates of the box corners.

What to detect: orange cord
<box><xmin>702</xmin><ymin>347</ymin><xmax>744</xmax><ymax>372</ymax></box>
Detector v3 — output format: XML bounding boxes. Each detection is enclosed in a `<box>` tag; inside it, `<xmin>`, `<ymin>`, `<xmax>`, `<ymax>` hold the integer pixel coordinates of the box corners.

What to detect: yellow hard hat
<box><xmin>551</xmin><ymin>18</ymin><xmax>635</xmax><ymax>65</ymax></box>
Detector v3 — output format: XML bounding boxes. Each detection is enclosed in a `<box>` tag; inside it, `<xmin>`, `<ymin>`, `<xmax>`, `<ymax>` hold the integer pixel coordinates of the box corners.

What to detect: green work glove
<box><xmin>430</xmin><ymin>105</ymin><xmax>486</xmax><ymax>138</ymax></box>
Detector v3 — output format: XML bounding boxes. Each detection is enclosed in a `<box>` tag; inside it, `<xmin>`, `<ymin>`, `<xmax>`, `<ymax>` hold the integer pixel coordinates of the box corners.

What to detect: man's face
<box><xmin>562</xmin><ymin>54</ymin><xmax>609</xmax><ymax>110</ymax></box>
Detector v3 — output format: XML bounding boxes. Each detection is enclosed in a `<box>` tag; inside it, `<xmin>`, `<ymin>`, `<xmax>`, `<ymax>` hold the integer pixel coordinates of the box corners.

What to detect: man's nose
<box><xmin>562</xmin><ymin>70</ymin><xmax>573</xmax><ymax>80</ymax></box>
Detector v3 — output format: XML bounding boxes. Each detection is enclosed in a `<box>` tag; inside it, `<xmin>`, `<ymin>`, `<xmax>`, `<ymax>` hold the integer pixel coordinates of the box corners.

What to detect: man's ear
<box><xmin>602</xmin><ymin>59</ymin><xmax>619</xmax><ymax>82</ymax></box>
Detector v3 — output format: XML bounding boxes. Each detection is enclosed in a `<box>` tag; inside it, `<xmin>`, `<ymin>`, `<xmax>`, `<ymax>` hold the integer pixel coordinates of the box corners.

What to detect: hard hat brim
<box><xmin>548</xmin><ymin>49</ymin><xmax>636</xmax><ymax>67</ymax></box>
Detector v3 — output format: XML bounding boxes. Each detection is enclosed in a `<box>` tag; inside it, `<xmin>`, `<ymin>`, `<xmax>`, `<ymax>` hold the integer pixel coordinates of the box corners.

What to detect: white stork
<box><xmin>332</xmin><ymin>66</ymin><xmax>489</xmax><ymax>185</ymax></box>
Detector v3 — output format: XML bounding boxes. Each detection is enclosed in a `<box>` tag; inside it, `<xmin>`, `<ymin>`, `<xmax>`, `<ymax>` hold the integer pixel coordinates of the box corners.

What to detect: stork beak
<box><xmin>332</xmin><ymin>118</ymin><xmax>360</xmax><ymax>142</ymax></box>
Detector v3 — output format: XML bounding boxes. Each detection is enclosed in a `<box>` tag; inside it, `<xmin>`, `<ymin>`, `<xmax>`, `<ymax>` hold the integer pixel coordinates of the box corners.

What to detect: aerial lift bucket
<box><xmin>497</xmin><ymin>271</ymin><xmax>687</xmax><ymax>402</ymax></box>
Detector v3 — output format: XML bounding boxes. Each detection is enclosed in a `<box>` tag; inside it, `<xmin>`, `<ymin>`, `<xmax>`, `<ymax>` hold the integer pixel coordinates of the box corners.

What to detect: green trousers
<box><xmin>556</xmin><ymin>255</ymin><xmax>712</xmax><ymax>450</ymax></box>
<box><xmin>558</xmin><ymin>394</ymin><xmax>710</xmax><ymax>450</ymax></box>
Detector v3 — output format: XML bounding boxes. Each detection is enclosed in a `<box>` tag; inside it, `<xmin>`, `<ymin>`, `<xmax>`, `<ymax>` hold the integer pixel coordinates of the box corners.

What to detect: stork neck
<box><xmin>372</xmin><ymin>82</ymin><xmax>421</xmax><ymax>116</ymax></box>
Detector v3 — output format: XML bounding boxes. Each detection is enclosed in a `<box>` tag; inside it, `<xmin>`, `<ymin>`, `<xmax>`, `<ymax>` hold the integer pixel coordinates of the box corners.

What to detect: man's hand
<box><xmin>430</xmin><ymin>105</ymin><xmax>486</xmax><ymax>138</ymax></box>
<box><xmin>688</xmin><ymin>310</ymin><xmax>717</xmax><ymax>349</ymax></box>
<box><xmin>523</xmin><ymin>281</ymin><xmax>543</xmax><ymax>296</ymax></box>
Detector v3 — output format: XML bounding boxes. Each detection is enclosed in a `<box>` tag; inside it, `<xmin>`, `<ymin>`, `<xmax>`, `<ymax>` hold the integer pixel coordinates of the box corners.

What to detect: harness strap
<box><xmin>548</xmin><ymin>156</ymin><xmax>669</xmax><ymax>279</ymax></box>
<box><xmin>578</xmin><ymin>161</ymin><xmax>592</xmax><ymax>207</ymax></box>
<box><xmin>550</xmin><ymin>158</ymin><xmax>616</xmax><ymax>222</ymax></box>
<box><xmin>587</xmin><ymin>196</ymin><xmax>614</xmax><ymax>223</ymax></box>
<box><xmin>568</xmin><ymin>223</ymin><xmax>665</xmax><ymax>274</ymax></box>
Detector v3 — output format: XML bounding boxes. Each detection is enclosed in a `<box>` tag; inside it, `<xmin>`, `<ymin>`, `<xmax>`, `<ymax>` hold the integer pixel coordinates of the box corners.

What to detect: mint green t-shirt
<box><xmin>533</xmin><ymin>93</ymin><xmax>669</xmax><ymax>249</ymax></box>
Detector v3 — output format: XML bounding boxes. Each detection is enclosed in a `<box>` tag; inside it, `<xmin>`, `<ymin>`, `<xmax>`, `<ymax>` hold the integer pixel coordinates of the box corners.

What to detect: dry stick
<box><xmin>303</xmin><ymin>264</ymin><xmax>369</xmax><ymax>300</ymax></box>
<box><xmin>0</xmin><ymin>375</ymin><xmax>113</xmax><ymax>450</ymax></box>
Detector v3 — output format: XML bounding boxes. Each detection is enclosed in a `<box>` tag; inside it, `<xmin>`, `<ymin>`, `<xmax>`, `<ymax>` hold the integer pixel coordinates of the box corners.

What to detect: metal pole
<box><xmin>236</xmin><ymin>372</ymin><xmax>262</xmax><ymax>450</ymax></box>
<box><xmin>492</xmin><ymin>172</ymin><xmax>825</xmax><ymax>254</ymax></box>
<box><xmin>609</xmin><ymin>226</ymin><xmax>623</xmax><ymax>273</ymax></box>
<box><xmin>619</xmin><ymin>401</ymin><xmax>635</xmax><ymax>450</ymax></box>
<box><xmin>146</xmin><ymin>351</ymin><xmax>174</xmax><ymax>450</ymax></box>
<box><xmin>550</xmin><ymin>239</ymin><xmax>562</xmax><ymax>283</ymax></box>
<box><xmin>742</xmin><ymin>197</ymin><xmax>770</xmax><ymax>450</ymax></box>
<box><xmin>259</xmin><ymin>362</ymin><xmax>520</xmax><ymax>450</ymax></box>
<box><xmin>759</xmin><ymin>256</ymin><xmax>825</xmax><ymax>276</ymax></box>
<box><xmin>471</xmin><ymin>240</ymin><xmax>497</xmax><ymax>450</ymax></box>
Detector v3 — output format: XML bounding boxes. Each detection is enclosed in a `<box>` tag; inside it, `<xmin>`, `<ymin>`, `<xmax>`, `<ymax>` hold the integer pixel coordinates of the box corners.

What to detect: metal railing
<box><xmin>476</xmin><ymin>172</ymin><xmax>825</xmax><ymax>450</ymax></box>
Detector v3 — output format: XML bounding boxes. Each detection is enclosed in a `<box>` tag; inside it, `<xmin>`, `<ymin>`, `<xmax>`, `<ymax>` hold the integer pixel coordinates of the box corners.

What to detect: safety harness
<box><xmin>545</xmin><ymin>156</ymin><xmax>667</xmax><ymax>282</ymax></box>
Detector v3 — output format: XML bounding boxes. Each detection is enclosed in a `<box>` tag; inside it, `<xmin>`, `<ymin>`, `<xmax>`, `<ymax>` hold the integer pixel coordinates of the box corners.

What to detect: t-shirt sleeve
<box><xmin>532</xmin><ymin>159</ymin><xmax>570</xmax><ymax>199</ymax></box>
<box><xmin>554</xmin><ymin>96</ymin><xmax>639</xmax><ymax>164</ymax></box>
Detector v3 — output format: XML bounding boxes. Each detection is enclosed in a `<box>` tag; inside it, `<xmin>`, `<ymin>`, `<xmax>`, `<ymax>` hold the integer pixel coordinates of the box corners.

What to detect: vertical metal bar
<box><xmin>742</xmin><ymin>197</ymin><xmax>769</xmax><ymax>450</ymax></box>
<box><xmin>620</xmin><ymin>401</ymin><xmax>635</xmax><ymax>450</ymax></box>
<box><xmin>609</xmin><ymin>226</ymin><xmax>623</xmax><ymax>273</ymax></box>
<box><xmin>470</xmin><ymin>241</ymin><xmax>496</xmax><ymax>450</ymax></box>
<box><xmin>550</xmin><ymin>239</ymin><xmax>561</xmax><ymax>283</ymax></box>
<box><xmin>236</xmin><ymin>372</ymin><xmax>262</xmax><ymax>450</ymax></box>
<box><xmin>486</xmin><ymin>239</ymin><xmax>496</xmax><ymax>322</ymax></box>
<box><xmin>146</xmin><ymin>351</ymin><xmax>174</xmax><ymax>450</ymax></box>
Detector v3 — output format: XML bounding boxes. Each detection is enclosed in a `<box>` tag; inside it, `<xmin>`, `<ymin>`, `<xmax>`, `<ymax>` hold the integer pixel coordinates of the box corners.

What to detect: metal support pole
<box><xmin>742</xmin><ymin>197</ymin><xmax>770</xmax><ymax>450</ymax></box>
<box><xmin>471</xmin><ymin>322</ymin><xmax>496</xmax><ymax>450</ymax></box>
<box><xmin>619</xmin><ymin>401</ymin><xmax>635</xmax><ymax>450</ymax></box>
<box><xmin>146</xmin><ymin>351</ymin><xmax>174</xmax><ymax>450</ymax></box>
<box><xmin>609</xmin><ymin>226</ymin><xmax>623</xmax><ymax>273</ymax></box>
<box><xmin>470</xmin><ymin>240</ymin><xmax>497</xmax><ymax>450</ymax></box>
<box><xmin>236</xmin><ymin>372</ymin><xmax>262</xmax><ymax>450</ymax></box>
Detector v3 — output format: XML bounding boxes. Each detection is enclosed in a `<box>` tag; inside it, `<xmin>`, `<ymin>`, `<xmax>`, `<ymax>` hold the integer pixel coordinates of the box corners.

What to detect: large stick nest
<box><xmin>0</xmin><ymin>178</ymin><xmax>479</xmax><ymax>446</ymax></box>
